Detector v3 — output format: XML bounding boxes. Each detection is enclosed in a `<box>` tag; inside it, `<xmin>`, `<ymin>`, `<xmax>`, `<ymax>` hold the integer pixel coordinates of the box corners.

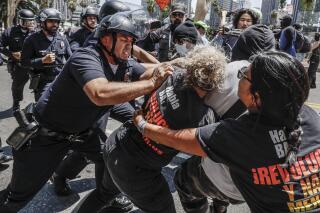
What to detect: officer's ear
<box><xmin>100</xmin><ymin>35</ymin><xmax>112</xmax><ymax>48</ymax></box>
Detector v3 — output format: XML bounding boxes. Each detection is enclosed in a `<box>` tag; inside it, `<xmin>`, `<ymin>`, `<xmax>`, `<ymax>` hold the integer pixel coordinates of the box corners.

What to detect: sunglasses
<box><xmin>237</xmin><ymin>67</ymin><xmax>252</xmax><ymax>83</ymax></box>
<box><xmin>171</xmin><ymin>12</ymin><xmax>184</xmax><ymax>18</ymax></box>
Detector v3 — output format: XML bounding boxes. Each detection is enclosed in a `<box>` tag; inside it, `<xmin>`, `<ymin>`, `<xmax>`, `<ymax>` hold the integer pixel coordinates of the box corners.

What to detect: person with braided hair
<box><xmin>133</xmin><ymin>51</ymin><xmax>320</xmax><ymax>213</ymax></box>
<box><xmin>74</xmin><ymin>45</ymin><xmax>226</xmax><ymax>213</ymax></box>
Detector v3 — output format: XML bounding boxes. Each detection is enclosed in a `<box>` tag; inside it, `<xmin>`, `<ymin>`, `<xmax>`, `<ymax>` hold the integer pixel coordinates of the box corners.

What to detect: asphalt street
<box><xmin>0</xmin><ymin>64</ymin><xmax>319</xmax><ymax>213</ymax></box>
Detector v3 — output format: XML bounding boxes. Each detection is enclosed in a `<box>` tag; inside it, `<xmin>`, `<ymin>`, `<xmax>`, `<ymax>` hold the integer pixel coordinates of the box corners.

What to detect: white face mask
<box><xmin>175</xmin><ymin>43</ymin><xmax>188</xmax><ymax>56</ymax></box>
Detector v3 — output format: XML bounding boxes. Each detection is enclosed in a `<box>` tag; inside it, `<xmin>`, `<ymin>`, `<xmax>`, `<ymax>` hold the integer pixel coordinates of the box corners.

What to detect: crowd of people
<box><xmin>0</xmin><ymin>1</ymin><xmax>319</xmax><ymax>213</ymax></box>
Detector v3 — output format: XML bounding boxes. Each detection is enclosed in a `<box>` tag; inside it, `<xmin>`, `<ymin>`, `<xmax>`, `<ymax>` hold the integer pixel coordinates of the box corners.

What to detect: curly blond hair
<box><xmin>182</xmin><ymin>45</ymin><xmax>226</xmax><ymax>91</ymax></box>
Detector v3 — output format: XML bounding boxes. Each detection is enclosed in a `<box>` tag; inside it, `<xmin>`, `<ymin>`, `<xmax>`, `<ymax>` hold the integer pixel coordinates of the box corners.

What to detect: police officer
<box><xmin>0</xmin><ymin>9</ymin><xmax>35</xmax><ymax>111</ymax></box>
<box><xmin>0</xmin><ymin>12</ymin><xmax>171</xmax><ymax>212</ymax></box>
<box><xmin>50</xmin><ymin>1</ymin><xmax>152</xmax><ymax>197</ymax></box>
<box><xmin>69</xmin><ymin>6</ymin><xmax>99</xmax><ymax>52</ymax></box>
<box><xmin>21</xmin><ymin>8</ymin><xmax>72</xmax><ymax>101</ymax></box>
<box><xmin>140</xmin><ymin>3</ymin><xmax>187</xmax><ymax>62</ymax></box>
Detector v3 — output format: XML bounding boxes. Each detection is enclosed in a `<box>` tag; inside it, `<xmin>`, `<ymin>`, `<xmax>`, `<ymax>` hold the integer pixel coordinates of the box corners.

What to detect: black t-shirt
<box><xmin>116</xmin><ymin>70</ymin><xmax>215</xmax><ymax>168</ymax></box>
<box><xmin>197</xmin><ymin>105</ymin><xmax>320</xmax><ymax>213</ymax></box>
<box><xmin>35</xmin><ymin>45</ymin><xmax>145</xmax><ymax>133</ymax></box>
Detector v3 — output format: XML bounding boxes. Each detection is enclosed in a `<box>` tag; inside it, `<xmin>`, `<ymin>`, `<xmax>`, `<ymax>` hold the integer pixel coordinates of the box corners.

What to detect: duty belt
<box><xmin>38</xmin><ymin>127</ymin><xmax>93</xmax><ymax>143</ymax></box>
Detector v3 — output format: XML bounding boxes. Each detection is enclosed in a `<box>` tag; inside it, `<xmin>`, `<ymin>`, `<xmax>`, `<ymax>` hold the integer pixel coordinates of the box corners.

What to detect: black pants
<box><xmin>54</xmin><ymin>103</ymin><xmax>135</xmax><ymax>180</ymax></box>
<box><xmin>308</xmin><ymin>60</ymin><xmax>319</xmax><ymax>86</ymax></box>
<box><xmin>76</xmin><ymin>128</ymin><xmax>176</xmax><ymax>213</ymax></box>
<box><xmin>10</xmin><ymin>64</ymin><xmax>29</xmax><ymax>104</ymax></box>
<box><xmin>0</xmin><ymin>131</ymin><xmax>104</xmax><ymax>213</ymax></box>
<box><xmin>174</xmin><ymin>157</ymin><xmax>243</xmax><ymax>213</ymax></box>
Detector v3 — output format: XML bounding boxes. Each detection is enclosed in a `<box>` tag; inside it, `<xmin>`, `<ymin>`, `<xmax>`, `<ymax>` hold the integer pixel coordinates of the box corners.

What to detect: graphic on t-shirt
<box><xmin>269</xmin><ymin>129</ymin><xmax>289</xmax><ymax>158</ymax></box>
<box><xmin>143</xmin><ymin>92</ymin><xmax>169</xmax><ymax>155</ymax></box>
<box><xmin>251</xmin><ymin>129</ymin><xmax>320</xmax><ymax>212</ymax></box>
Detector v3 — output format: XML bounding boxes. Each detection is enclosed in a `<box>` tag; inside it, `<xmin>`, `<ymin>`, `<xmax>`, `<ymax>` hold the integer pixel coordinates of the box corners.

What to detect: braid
<box><xmin>281</xmin><ymin>115</ymin><xmax>303</xmax><ymax>168</ymax></box>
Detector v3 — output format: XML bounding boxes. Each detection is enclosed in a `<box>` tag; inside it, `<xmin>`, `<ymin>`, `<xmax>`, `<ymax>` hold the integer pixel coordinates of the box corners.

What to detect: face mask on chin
<box><xmin>175</xmin><ymin>43</ymin><xmax>188</xmax><ymax>56</ymax></box>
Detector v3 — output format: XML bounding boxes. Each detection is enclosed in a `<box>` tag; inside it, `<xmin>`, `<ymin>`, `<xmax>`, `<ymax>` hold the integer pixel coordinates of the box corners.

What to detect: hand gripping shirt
<box><xmin>196</xmin><ymin>105</ymin><xmax>320</xmax><ymax>213</ymax></box>
<box><xmin>116</xmin><ymin>69</ymin><xmax>216</xmax><ymax>168</ymax></box>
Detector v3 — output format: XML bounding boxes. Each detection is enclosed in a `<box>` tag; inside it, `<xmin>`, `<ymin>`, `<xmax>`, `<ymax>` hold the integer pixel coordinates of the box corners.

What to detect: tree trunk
<box><xmin>6</xmin><ymin>0</ymin><xmax>21</xmax><ymax>26</ymax></box>
<box><xmin>194</xmin><ymin>0</ymin><xmax>210</xmax><ymax>21</ymax></box>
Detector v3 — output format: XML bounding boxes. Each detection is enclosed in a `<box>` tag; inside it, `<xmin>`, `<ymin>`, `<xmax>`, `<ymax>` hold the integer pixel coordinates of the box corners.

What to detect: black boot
<box><xmin>0</xmin><ymin>153</ymin><xmax>13</xmax><ymax>164</ymax></box>
<box><xmin>210</xmin><ymin>199</ymin><xmax>228</xmax><ymax>213</ymax></box>
<box><xmin>100</xmin><ymin>194</ymin><xmax>134</xmax><ymax>212</ymax></box>
<box><xmin>50</xmin><ymin>173</ymin><xmax>72</xmax><ymax>196</ymax></box>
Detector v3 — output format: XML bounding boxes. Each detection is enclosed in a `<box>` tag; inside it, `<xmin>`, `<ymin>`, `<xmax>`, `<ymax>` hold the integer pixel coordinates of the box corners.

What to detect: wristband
<box><xmin>136</xmin><ymin>118</ymin><xmax>147</xmax><ymax>135</ymax></box>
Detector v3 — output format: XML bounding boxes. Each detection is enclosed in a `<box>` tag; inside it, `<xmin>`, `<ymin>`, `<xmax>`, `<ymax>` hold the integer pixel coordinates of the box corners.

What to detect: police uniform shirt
<box><xmin>35</xmin><ymin>45</ymin><xmax>145</xmax><ymax>134</ymax></box>
<box><xmin>83</xmin><ymin>31</ymin><xmax>97</xmax><ymax>47</ymax></box>
<box><xmin>116</xmin><ymin>69</ymin><xmax>215</xmax><ymax>168</ymax></box>
<box><xmin>21</xmin><ymin>30</ymin><xmax>72</xmax><ymax>76</ymax></box>
<box><xmin>0</xmin><ymin>25</ymin><xmax>32</xmax><ymax>62</ymax></box>
<box><xmin>69</xmin><ymin>27</ymin><xmax>93</xmax><ymax>52</ymax></box>
<box><xmin>196</xmin><ymin>105</ymin><xmax>320</xmax><ymax>213</ymax></box>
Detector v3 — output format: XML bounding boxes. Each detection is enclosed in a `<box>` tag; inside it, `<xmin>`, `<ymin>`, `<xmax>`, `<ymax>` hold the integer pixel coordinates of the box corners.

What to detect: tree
<box><xmin>279</xmin><ymin>0</ymin><xmax>287</xmax><ymax>9</ymax></box>
<box><xmin>194</xmin><ymin>0</ymin><xmax>213</xmax><ymax>21</ymax></box>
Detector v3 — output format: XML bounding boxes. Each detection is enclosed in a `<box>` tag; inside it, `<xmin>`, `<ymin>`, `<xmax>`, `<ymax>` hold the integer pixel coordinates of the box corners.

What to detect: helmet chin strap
<box><xmin>84</xmin><ymin>19</ymin><xmax>96</xmax><ymax>30</ymax></box>
<box><xmin>101</xmin><ymin>32</ymin><xmax>127</xmax><ymax>65</ymax></box>
<box><xmin>43</xmin><ymin>21</ymin><xmax>57</xmax><ymax>36</ymax></box>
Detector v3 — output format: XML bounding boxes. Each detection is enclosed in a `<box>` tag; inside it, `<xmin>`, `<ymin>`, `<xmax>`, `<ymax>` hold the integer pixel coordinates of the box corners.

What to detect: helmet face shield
<box><xmin>125</xmin><ymin>9</ymin><xmax>150</xmax><ymax>40</ymax></box>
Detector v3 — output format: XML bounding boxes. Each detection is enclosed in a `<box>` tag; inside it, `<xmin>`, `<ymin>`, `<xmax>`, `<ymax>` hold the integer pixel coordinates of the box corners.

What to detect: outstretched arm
<box><xmin>133</xmin><ymin>110</ymin><xmax>207</xmax><ymax>157</ymax></box>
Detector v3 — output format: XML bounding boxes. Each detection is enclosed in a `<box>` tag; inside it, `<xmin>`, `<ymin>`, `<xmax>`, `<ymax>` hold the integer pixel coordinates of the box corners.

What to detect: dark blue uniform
<box><xmin>69</xmin><ymin>27</ymin><xmax>93</xmax><ymax>52</ymax></box>
<box><xmin>0</xmin><ymin>25</ymin><xmax>33</xmax><ymax>107</ymax></box>
<box><xmin>21</xmin><ymin>30</ymin><xmax>72</xmax><ymax>100</ymax></box>
<box><xmin>54</xmin><ymin>27</ymin><xmax>146</xmax><ymax>186</ymax></box>
<box><xmin>0</xmin><ymin>45</ymin><xmax>144</xmax><ymax>212</ymax></box>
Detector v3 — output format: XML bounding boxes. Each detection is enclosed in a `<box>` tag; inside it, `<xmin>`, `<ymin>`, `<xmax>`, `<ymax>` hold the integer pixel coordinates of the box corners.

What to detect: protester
<box><xmin>194</xmin><ymin>20</ymin><xmax>209</xmax><ymax>45</ymax></box>
<box><xmin>279</xmin><ymin>15</ymin><xmax>296</xmax><ymax>57</ymax></box>
<box><xmin>307</xmin><ymin>32</ymin><xmax>320</xmax><ymax>89</ymax></box>
<box><xmin>141</xmin><ymin>3</ymin><xmax>187</xmax><ymax>62</ymax></box>
<box><xmin>134</xmin><ymin>51</ymin><xmax>318</xmax><ymax>213</ymax></box>
<box><xmin>211</xmin><ymin>8</ymin><xmax>260</xmax><ymax>58</ymax></box>
<box><xmin>171</xmin><ymin>20</ymin><xmax>199</xmax><ymax>58</ymax></box>
<box><xmin>75</xmin><ymin>45</ymin><xmax>226</xmax><ymax>213</ymax></box>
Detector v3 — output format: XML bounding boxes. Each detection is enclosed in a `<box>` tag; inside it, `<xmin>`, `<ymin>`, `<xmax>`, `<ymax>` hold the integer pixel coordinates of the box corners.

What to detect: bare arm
<box><xmin>84</xmin><ymin>78</ymin><xmax>154</xmax><ymax>106</ymax></box>
<box><xmin>133</xmin><ymin>111</ymin><xmax>207</xmax><ymax>157</ymax></box>
<box><xmin>133</xmin><ymin>45</ymin><xmax>160</xmax><ymax>64</ymax></box>
<box><xmin>84</xmin><ymin>64</ymin><xmax>173</xmax><ymax>106</ymax></box>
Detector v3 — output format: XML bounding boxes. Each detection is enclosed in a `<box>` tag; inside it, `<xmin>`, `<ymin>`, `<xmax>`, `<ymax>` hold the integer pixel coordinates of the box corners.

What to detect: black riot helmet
<box><xmin>95</xmin><ymin>13</ymin><xmax>138</xmax><ymax>40</ymax></box>
<box><xmin>99</xmin><ymin>0</ymin><xmax>130</xmax><ymax>20</ymax></box>
<box><xmin>17</xmin><ymin>9</ymin><xmax>35</xmax><ymax>31</ymax></box>
<box><xmin>81</xmin><ymin>6</ymin><xmax>99</xmax><ymax>21</ymax></box>
<box><xmin>95</xmin><ymin>10</ymin><xmax>150</xmax><ymax>64</ymax></box>
<box><xmin>39</xmin><ymin>8</ymin><xmax>62</xmax><ymax>36</ymax></box>
<box><xmin>18</xmin><ymin>9</ymin><xmax>35</xmax><ymax>20</ymax></box>
<box><xmin>39</xmin><ymin>8</ymin><xmax>62</xmax><ymax>22</ymax></box>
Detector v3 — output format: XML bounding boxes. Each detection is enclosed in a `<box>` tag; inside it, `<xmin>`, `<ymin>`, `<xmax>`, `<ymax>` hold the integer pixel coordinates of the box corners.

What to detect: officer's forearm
<box><xmin>22</xmin><ymin>58</ymin><xmax>44</xmax><ymax>69</ymax></box>
<box><xmin>1</xmin><ymin>48</ymin><xmax>11</xmax><ymax>58</ymax></box>
<box><xmin>84</xmin><ymin>78</ymin><xmax>155</xmax><ymax>106</ymax></box>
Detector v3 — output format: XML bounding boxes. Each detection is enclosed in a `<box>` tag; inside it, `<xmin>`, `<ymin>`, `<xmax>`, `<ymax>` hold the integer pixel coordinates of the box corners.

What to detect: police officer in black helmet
<box><xmin>21</xmin><ymin>8</ymin><xmax>72</xmax><ymax>101</ymax></box>
<box><xmin>83</xmin><ymin>0</ymin><xmax>159</xmax><ymax>64</ymax></box>
<box><xmin>69</xmin><ymin>6</ymin><xmax>99</xmax><ymax>52</ymax></box>
<box><xmin>0</xmin><ymin>12</ymin><xmax>172</xmax><ymax>213</ymax></box>
<box><xmin>50</xmin><ymin>1</ymin><xmax>155</xmax><ymax>197</ymax></box>
<box><xmin>0</xmin><ymin>9</ymin><xmax>35</xmax><ymax>111</ymax></box>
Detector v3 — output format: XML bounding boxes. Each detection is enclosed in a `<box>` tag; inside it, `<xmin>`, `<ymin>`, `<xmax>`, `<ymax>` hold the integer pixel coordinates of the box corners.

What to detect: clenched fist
<box><xmin>150</xmin><ymin>63</ymin><xmax>173</xmax><ymax>89</ymax></box>
<box><xmin>42</xmin><ymin>53</ymin><xmax>56</xmax><ymax>64</ymax></box>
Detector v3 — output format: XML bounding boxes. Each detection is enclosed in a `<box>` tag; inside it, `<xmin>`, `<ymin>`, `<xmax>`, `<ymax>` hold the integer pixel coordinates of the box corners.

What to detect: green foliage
<box><xmin>300</xmin><ymin>0</ymin><xmax>316</xmax><ymax>11</ymax></box>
